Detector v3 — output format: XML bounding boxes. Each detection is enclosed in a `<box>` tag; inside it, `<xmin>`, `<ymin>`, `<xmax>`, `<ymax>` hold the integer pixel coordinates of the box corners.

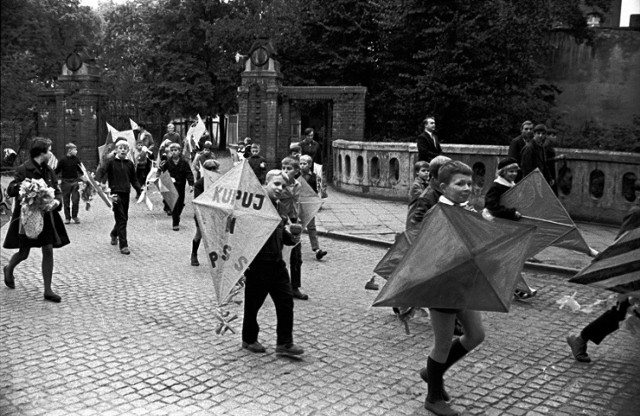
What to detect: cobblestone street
<box><xmin>1</xmin><ymin>188</ymin><xmax>638</xmax><ymax>416</ymax></box>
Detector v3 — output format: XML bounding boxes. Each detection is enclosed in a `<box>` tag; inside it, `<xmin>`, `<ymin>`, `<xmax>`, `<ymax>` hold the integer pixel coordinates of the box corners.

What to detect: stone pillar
<box><xmin>237</xmin><ymin>39</ymin><xmax>284</xmax><ymax>168</ymax></box>
<box><xmin>38</xmin><ymin>46</ymin><xmax>105</xmax><ymax>169</ymax></box>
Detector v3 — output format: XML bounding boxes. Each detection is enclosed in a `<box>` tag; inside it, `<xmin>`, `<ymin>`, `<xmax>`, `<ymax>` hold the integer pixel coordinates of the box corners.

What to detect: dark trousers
<box><xmin>581</xmin><ymin>299</ymin><xmax>631</xmax><ymax>345</ymax></box>
<box><xmin>242</xmin><ymin>260</ymin><xmax>294</xmax><ymax>346</ymax></box>
<box><xmin>172</xmin><ymin>185</ymin><xmax>186</xmax><ymax>227</ymax></box>
<box><xmin>61</xmin><ymin>180</ymin><xmax>80</xmax><ymax>219</ymax></box>
<box><xmin>110</xmin><ymin>192</ymin><xmax>130</xmax><ymax>249</ymax></box>
<box><xmin>136</xmin><ymin>162</ymin><xmax>150</xmax><ymax>188</ymax></box>
<box><xmin>290</xmin><ymin>243</ymin><xmax>303</xmax><ymax>289</ymax></box>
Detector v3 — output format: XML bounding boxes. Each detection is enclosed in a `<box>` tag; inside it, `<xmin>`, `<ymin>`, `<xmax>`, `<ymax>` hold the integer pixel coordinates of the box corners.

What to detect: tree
<box><xmin>1</xmin><ymin>0</ymin><xmax>99</xmax><ymax>153</ymax></box>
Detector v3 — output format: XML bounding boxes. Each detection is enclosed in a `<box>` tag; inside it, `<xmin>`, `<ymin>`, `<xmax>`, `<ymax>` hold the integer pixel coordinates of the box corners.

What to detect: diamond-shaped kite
<box><xmin>501</xmin><ymin>169</ymin><xmax>591</xmax><ymax>257</ymax></box>
<box><xmin>102</xmin><ymin>122</ymin><xmax>136</xmax><ymax>162</ymax></box>
<box><xmin>193</xmin><ymin>160</ymin><xmax>283</xmax><ymax>305</ymax></box>
<box><xmin>373</xmin><ymin>204</ymin><xmax>536</xmax><ymax>312</ymax></box>
<box><xmin>297</xmin><ymin>176</ymin><xmax>324</xmax><ymax>229</ymax></box>
<box><xmin>157</xmin><ymin>171</ymin><xmax>179</xmax><ymax>212</ymax></box>
<box><xmin>79</xmin><ymin>162</ymin><xmax>112</xmax><ymax>208</ymax></box>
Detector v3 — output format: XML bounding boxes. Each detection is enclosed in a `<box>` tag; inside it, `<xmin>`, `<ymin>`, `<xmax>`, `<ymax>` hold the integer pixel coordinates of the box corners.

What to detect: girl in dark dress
<box><xmin>3</xmin><ymin>138</ymin><xmax>70</xmax><ymax>302</ymax></box>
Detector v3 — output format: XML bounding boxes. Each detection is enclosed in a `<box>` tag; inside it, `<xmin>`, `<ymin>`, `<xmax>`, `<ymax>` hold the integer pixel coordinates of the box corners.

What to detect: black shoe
<box><xmin>418</xmin><ymin>367</ymin><xmax>450</xmax><ymax>402</ymax></box>
<box><xmin>120</xmin><ymin>247</ymin><xmax>131</xmax><ymax>255</ymax></box>
<box><xmin>242</xmin><ymin>341</ymin><xmax>266</xmax><ymax>353</ymax></box>
<box><xmin>424</xmin><ymin>398</ymin><xmax>459</xmax><ymax>416</ymax></box>
<box><xmin>110</xmin><ymin>235</ymin><xmax>118</xmax><ymax>245</ymax></box>
<box><xmin>276</xmin><ymin>343</ymin><xmax>304</xmax><ymax>356</ymax></box>
<box><xmin>566</xmin><ymin>335</ymin><xmax>591</xmax><ymax>363</ymax></box>
<box><xmin>292</xmin><ymin>288</ymin><xmax>308</xmax><ymax>300</ymax></box>
<box><xmin>64</xmin><ymin>218</ymin><xmax>71</xmax><ymax>224</ymax></box>
<box><xmin>453</xmin><ymin>318</ymin><xmax>464</xmax><ymax>336</ymax></box>
<box><xmin>315</xmin><ymin>249</ymin><xmax>327</xmax><ymax>260</ymax></box>
<box><xmin>514</xmin><ymin>289</ymin><xmax>537</xmax><ymax>301</ymax></box>
<box><xmin>364</xmin><ymin>277</ymin><xmax>379</xmax><ymax>291</ymax></box>
<box><xmin>44</xmin><ymin>293</ymin><xmax>61</xmax><ymax>303</ymax></box>
<box><xmin>72</xmin><ymin>217</ymin><xmax>80</xmax><ymax>224</ymax></box>
<box><xmin>4</xmin><ymin>265</ymin><xmax>15</xmax><ymax>289</ymax></box>
<box><xmin>191</xmin><ymin>254</ymin><xmax>200</xmax><ymax>266</ymax></box>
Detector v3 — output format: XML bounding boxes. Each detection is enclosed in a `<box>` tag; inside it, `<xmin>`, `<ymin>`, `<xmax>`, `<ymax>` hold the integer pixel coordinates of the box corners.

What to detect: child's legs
<box><xmin>242</xmin><ymin>264</ymin><xmax>271</xmax><ymax>343</ymax></box>
<box><xmin>456</xmin><ymin>309</ymin><xmax>485</xmax><ymax>351</ymax></box>
<box><xmin>41</xmin><ymin>244</ymin><xmax>54</xmax><ymax>293</ymax></box>
<box><xmin>113</xmin><ymin>192</ymin><xmax>130</xmax><ymax>248</ymax></box>
<box><xmin>70</xmin><ymin>182</ymin><xmax>80</xmax><ymax>218</ymax></box>
<box><xmin>136</xmin><ymin>167</ymin><xmax>146</xmax><ymax>189</ymax></box>
<box><xmin>270</xmin><ymin>261</ymin><xmax>295</xmax><ymax>345</ymax></box>
<box><xmin>7</xmin><ymin>244</ymin><xmax>31</xmax><ymax>274</ymax></box>
<box><xmin>193</xmin><ymin>220</ymin><xmax>202</xmax><ymax>242</ymax></box>
<box><xmin>306</xmin><ymin>217</ymin><xmax>319</xmax><ymax>251</ymax></box>
<box><xmin>60</xmin><ymin>181</ymin><xmax>72</xmax><ymax>219</ymax></box>
<box><xmin>428</xmin><ymin>309</ymin><xmax>458</xmax><ymax>362</ymax></box>
<box><xmin>172</xmin><ymin>187</ymin><xmax>186</xmax><ymax>226</ymax></box>
<box><xmin>289</xmin><ymin>244</ymin><xmax>302</xmax><ymax>289</ymax></box>
<box><xmin>581</xmin><ymin>300</ymin><xmax>630</xmax><ymax>345</ymax></box>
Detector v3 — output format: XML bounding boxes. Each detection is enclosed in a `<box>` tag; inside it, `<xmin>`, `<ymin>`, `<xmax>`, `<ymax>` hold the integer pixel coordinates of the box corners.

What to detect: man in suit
<box><xmin>508</xmin><ymin>120</ymin><xmax>534</xmax><ymax>182</ymax></box>
<box><xmin>416</xmin><ymin>115</ymin><xmax>442</xmax><ymax>163</ymax></box>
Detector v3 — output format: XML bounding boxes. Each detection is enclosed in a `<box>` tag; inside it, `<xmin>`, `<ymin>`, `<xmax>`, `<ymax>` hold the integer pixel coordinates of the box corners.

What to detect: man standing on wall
<box><xmin>416</xmin><ymin>115</ymin><xmax>442</xmax><ymax>163</ymax></box>
<box><xmin>508</xmin><ymin>120</ymin><xmax>534</xmax><ymax>183</ymax></box>
<box><xmin>300</xmin><ymin>128</ymin><xmax>327</xmax><ymax>198</ymax></box>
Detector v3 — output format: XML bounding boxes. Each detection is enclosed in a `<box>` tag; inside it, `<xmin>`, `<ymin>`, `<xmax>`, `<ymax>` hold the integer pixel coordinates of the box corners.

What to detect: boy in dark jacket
<box><xmin>159</xmin><ymin>143</ymin><xmax>194</xmax><ymax>231</ymax></box>
<box><xmin>242</xmin><ymin>169</ymin><xmax>304</xmax><ymax>356</ymax></box>
<box><xmin>247</xmin><ymin>143</ymin><xmax>267</xmax><ymax>184</ymax></box>
<box><xmin>96</xmin><ymin>138</ymin><xmax>142</xmax><ymax>255</ymax></box>
<box><xmin>55</xmin><ymin>142</ymin><xmax>84</xmax><ymax>224</ymax></box>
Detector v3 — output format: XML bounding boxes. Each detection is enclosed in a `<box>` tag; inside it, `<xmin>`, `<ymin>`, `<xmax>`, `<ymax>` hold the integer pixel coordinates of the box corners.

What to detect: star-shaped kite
<box><xmin>500</xmin><ymin>169</ymin><xmax>592</xmax><ymax>257</ymax></box>
<box><xmin>570</xmin><ymin>226</ymin><xmax>640</xmax><ymax>297</ymax></box>
<box><xmin>373</xmin><ymin>204</ymin><xmax>535</xmax><ymax>312</ymax></box>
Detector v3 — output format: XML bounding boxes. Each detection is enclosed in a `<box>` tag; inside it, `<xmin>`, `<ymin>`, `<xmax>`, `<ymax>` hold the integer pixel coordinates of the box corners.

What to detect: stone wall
<box><xmin>547</xmin><ymin>29</ymin><xmax>640</xmax><ymax>147</ymax></box>
<box><xmin>333</xmin><ymin>140</ymin><xmax>640</xmax><ymax>225</ymax></box>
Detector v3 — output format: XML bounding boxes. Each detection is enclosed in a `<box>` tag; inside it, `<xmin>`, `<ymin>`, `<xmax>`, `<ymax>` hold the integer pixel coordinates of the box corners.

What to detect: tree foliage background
<box><xmin>3</xmin><ymin>0</ymin><xmax>634</xmax><ymax>153</ymax></box>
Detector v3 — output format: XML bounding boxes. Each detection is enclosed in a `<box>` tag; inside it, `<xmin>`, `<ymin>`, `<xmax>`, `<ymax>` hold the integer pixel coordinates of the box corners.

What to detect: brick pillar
<box><xmin>39</xmin><ymin>55</ymin><xmax>105</xmax><ymax>169</ymax></box>
<box><xmin>237</xmin><ymin>39</ymin><xmax>284</xmax><ymax>168</ymax></box>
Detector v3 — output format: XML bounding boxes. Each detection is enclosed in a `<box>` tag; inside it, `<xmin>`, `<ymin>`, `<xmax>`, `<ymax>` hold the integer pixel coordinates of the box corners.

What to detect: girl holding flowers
<box><xmin>3</xmin><ymin>137</ymin><xmax>70</xmax><ymax>303</ymax></box>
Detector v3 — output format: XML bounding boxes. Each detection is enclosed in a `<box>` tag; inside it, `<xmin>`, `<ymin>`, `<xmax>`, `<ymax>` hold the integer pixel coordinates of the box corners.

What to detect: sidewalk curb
<box><xmin>317</xmin><ymin>229</ymin><xmax>581</xmax><ymax>276</ymax></box>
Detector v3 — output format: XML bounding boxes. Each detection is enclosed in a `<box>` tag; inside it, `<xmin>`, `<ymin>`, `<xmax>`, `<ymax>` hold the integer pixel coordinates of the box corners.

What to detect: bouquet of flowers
<box><xmin>18</xmin><ymin>178</ymin><xmax>57</xmax><ymax>238</ymax></box>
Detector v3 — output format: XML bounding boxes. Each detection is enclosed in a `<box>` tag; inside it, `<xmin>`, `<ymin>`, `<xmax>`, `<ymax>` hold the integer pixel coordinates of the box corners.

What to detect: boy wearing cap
<box><xmin>192</xmin><ymin>141</ymin><xmax>215</xmax><ymax>180</ymax></box>
<box><xmin>55</xmin><ymin>143</ymin><xmax>84</xmax><ymax>224</ymax></box>
<box><xmin>159</xmin><ymin>143</ymin><xmax>194</xmax><ymax>231</ymax></box>
<box><xmin>96</xmin><ymin>138</ymin><xmax>142</xmax><ymax>255</ymax></box>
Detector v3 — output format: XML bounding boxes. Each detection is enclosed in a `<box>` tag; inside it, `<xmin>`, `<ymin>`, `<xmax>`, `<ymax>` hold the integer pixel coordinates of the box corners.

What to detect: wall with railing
<box><xmin>332</xmin><ymin>140</ymin><xmax>640</xmax><ymax>225</ymax></box>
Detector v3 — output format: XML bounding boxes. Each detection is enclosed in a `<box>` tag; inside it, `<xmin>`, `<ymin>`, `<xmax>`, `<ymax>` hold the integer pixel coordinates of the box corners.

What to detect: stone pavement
<box><xmin>1</xmin><ymin>178</ymin><xmax>638</xmax><ymax>416</ymax></box>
